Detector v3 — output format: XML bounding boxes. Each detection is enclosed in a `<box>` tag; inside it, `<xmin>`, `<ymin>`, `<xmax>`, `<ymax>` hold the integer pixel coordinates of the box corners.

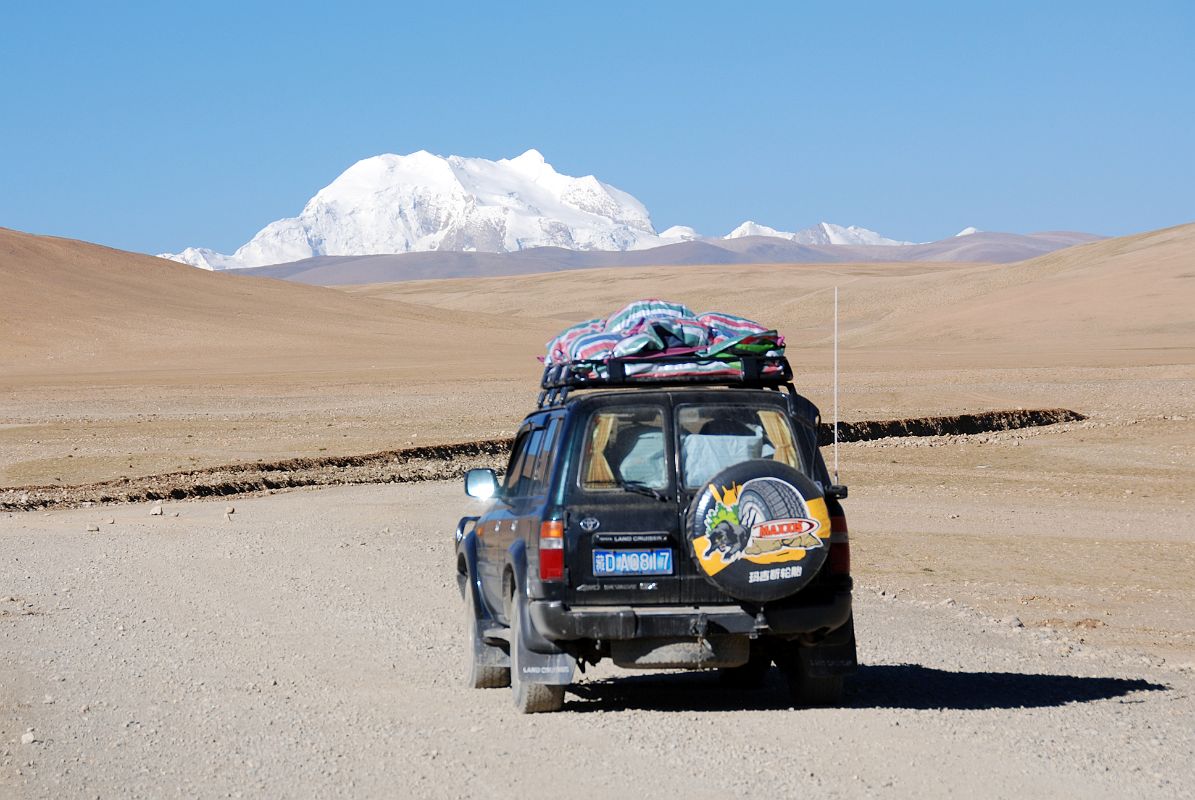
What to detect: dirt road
<box><xmin>3</xmin><ymin>481</ymin><xmax>1191</xmax><ymax>799</ymax></box>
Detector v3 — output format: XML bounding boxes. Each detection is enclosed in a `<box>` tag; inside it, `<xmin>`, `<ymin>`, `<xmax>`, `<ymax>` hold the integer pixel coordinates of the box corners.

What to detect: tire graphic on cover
<box><xmin>687</xmin><ymin>460</ymin><xmax>831</xmax><ymax>603</ymax></box>
<box><xmin>739</xmin><ymin>480</ymin><xmax>806</xmax><ymax>528</ymax></box>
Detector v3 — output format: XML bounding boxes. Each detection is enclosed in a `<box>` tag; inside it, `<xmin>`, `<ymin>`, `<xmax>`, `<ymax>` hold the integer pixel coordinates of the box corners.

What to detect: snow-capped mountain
<box><xmin>725</xmin><ymin>220</ymin><xmax>912</xmax><ymax>246</ymax></box>
<box><xmin>159</xmin><ymin>148</ymin><xmax>931</xmax><ymax>270</ymax></box>
<box><xmin>724</xmin><ymin>221</ymin><xmax>793</xmax><ymax>240</ymax></box>
<box><xmin>954</xmin><ymin>226</ymin><xmax>981</xmax><ymax>237</ymax></box>
<box><xmin>658</xmin><ymin>225</ymin><xmax>701</xmax><ymax>242</ymax></box>
<box><xmin>161</xmin><ymin>150</ymin><xmax>668</xmax><ymax>269</ymax></box>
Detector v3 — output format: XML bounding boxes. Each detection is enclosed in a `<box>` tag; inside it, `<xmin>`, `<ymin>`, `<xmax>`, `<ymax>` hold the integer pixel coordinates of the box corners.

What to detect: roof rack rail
<box><xmin>536</xmin><ymin>354</ymin><xmax>793</xmax><ymax>408</ymax></box>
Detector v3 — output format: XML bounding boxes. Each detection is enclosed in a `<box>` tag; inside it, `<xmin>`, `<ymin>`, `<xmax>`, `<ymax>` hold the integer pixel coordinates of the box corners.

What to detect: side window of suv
<box><xmin>531</xmin><ymin>417</ymin><xmax>562</xmax><ymax>493</ymax></box>
<box><xmin>503</xmin><ymin>431</ymin><xmax>533</xmax><ymax>497</ymax></box>
<box><xmin>513</xmin><ymin>427</ymin><xmax>545</xmax><ymax>498</ymax></box>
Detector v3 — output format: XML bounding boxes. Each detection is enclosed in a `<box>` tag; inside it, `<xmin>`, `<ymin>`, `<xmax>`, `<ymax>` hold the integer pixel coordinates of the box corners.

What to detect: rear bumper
<box><xmin>529</xmin><ymin>590</ymin><xmax>852</xmax><ymax>642</ymax></box>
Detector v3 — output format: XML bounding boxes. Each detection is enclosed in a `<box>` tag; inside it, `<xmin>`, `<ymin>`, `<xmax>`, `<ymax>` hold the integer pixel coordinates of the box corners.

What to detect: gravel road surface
<box><xmin>3</xmin><ymin>482</ymin><xmax>1191</xmax><ymax>799</ymax></box>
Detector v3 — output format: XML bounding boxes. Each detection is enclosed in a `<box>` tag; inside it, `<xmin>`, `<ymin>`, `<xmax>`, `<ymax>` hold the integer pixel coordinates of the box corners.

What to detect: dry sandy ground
<box><xmin>2</xmin><ymin>481</ymin><xmax>1193</xmax><ymax>800</ymax></box>
<box><xmin>2</xmin><ymin>222</ymin><xmax>1195</xmax><ymax>796</ymax></box>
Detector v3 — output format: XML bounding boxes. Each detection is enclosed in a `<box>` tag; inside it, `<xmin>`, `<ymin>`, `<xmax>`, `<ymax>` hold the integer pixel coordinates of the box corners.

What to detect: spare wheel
<box><xmin>686</xmin><ymin>460</ymin><xmax>831</xmax><ymax>603</ymax></box>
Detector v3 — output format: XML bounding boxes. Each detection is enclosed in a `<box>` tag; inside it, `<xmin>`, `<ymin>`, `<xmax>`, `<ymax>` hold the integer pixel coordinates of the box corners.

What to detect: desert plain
<box><xmin>2</xmin><ymin>223</ymin><xmax>1195</xmax><ymax>797</ymax></box>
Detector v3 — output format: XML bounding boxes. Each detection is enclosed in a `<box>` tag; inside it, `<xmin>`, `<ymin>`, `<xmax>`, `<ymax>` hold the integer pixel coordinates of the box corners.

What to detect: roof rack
<box><xmin>536</xmin><ymin>354</ymin><xmax>793</xmax><ymax>408</ymax></box>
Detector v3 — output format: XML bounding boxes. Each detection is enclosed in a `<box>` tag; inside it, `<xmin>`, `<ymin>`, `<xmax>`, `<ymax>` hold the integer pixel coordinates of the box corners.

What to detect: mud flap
<box><xmin>472</xmin><ymin>636</ymin><xmax>511</xmax><ymax>670</ymax></box>
<box><xmin>468</xmin><ymin>594</ymin><xmax>511</xmax><ymax>671</ymax></box>
<box><xmin>514</xmin><ymin>598</ymin><xmax>574</xmax><ymax>685</ymax></box>
<box><xmin>513</xmin><ymin>580</ymin><xmax>574</xmax><ymax>686</ymax></box>
<box><xmin>800</xmin><ymin>615</ymin><xmax>858</xmax><ymax>677</ymax></box>
<box><xmin>514</xmin><ymin>640</ymin><xmax>574</xmax><ymax>685</ymax></box>
<box><xmin>460</xmin><ymin>532</ymin><xmax>510</xmax><ymax>670</ymax></box>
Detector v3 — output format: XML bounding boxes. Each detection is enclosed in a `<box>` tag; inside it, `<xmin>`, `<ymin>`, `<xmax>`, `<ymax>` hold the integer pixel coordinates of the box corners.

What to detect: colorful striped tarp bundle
<box><xmin>543</xmin><ymin>300</ymin><xmax>786</xmax><ymax>381</ymax></box>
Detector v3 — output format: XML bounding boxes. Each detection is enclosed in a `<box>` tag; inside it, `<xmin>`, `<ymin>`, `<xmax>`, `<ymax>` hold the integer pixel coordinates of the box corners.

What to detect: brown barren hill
<box><xmin>351</xmin><ymin>221</ymin><xmax>1195</xmax><ymax>370</ymax></box>
<box><xmin>0</xmin><ymin>228</ymin><xmax>545</xmax><ymax>485</ymax></box>
<box><xmin>2</xmin><ymin>222</ymin><xmax>1193</xmax><ymax>487</ymax></box>
<box><xmin>0</xmin><ymin>226</ymin><xmax>541</xmax><ymax>381</ymax></box>
<box><xmin>838</xmin><ymin>221</ymin><xmax>1195</xmax><ymax>364</ymax></box>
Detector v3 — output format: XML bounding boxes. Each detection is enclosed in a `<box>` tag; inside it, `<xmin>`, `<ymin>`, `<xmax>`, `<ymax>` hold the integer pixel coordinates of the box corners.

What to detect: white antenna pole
<box><xmin>833</xmin><ymin>286</ymin><xmax>839</xmax><ymax>484</ymax></box>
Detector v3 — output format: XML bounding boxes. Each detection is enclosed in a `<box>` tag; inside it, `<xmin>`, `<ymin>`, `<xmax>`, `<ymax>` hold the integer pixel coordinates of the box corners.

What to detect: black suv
<box><xmin>456</xmin><ymin>356</ymin><xmax>855</xmax><ymax>713</ymax></box>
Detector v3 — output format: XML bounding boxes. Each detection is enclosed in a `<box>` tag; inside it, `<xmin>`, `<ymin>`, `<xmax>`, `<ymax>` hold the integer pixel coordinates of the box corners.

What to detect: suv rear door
<box><xmin>563</xmin><ymin>392</ymin><xmax>817</xmax><ymax>607</ymax></box>
<box><xmin>562</xmin><ymin>401</ymin><xmax>723</xmax><ymax>606</ymax></box>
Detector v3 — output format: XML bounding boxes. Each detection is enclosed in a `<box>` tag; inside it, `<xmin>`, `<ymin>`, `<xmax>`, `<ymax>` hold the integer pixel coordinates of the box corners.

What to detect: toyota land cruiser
<box><xmin>455</xmin><ymin>352</ymin><xmax>855</xmax><ymax>713</ymax></box>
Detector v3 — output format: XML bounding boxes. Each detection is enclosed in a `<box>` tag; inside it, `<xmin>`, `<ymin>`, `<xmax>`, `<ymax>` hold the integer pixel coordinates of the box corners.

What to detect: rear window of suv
<box><xmin>677</xmin><ymin>405</ymin><xmax>801</xmax><ymax>488</ymax></box>
<box><xmin>579</xmin><ymin>407</ymin><xmax>667</xmax><ymax>490</ymax></box>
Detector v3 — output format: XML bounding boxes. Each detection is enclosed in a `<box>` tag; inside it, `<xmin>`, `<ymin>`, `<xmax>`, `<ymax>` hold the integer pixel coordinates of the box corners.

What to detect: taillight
<box><xmin>829</xmin><ymin>515</ymin><xmax>850</xmax><ymax>575</ymax></box>
<box><xmin>539</xmin><ymin>520</ymin><xmax>564</xmax><ymax>582</ymax></box>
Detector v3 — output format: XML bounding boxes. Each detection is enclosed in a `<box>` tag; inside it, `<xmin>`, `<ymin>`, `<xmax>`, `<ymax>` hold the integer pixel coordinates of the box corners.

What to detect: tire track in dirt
<box><xmin>0</xmin><ymin>408</ymin><xmax>1084</xmax><ymax>511</ymax></box>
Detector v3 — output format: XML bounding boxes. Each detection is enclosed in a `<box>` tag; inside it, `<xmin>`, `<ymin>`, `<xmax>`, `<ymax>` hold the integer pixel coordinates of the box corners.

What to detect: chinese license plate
<box><xmin>592</xmin><ymin>548</ymin><xmax>673</xmax><ymax>577</ymax></box>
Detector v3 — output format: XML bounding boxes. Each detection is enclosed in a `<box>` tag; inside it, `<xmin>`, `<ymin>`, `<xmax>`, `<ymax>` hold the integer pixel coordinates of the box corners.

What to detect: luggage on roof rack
<box><xmin>537</xmin><ymin>299</ymin><xmax>793</xmax><ymax>408</ymax></box>
<box><xmin>536</xmin><ymin>353</ymin><xmax>793</xmax><ymax>408</ymax></box>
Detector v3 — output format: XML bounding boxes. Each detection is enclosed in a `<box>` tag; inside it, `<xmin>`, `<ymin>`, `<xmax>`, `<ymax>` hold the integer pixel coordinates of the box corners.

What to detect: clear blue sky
<box><xmin>2</xmin><ymin>1</ymin><xmax>1192</xmax><ymax>254</ymax></box>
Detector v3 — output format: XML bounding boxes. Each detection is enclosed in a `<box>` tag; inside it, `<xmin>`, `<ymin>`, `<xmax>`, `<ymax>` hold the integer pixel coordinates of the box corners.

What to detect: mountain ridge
<box><xmin>160</xmin><ymin>149</ymin><xmax>959</xmax><ymax>270</ymax></box>
<box><xmin>233</xmin><ymin>229</ymin><xmax>1103</xmax><ymax>286</ymax></box>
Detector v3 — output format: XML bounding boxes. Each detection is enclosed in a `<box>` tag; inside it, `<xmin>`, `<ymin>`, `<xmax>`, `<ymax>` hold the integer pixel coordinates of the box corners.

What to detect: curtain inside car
<box><xmin>585</xmin><ymin>414</ymin><xmax>617</xmax><ymax>485</ymax></box>
<box><xmin>758</xmin><ymin>411</ymin><xmax>799</xmax><ymax>468</ymax></box>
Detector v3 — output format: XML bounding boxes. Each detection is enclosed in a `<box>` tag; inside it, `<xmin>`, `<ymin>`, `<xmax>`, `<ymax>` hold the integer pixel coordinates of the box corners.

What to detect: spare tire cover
<box><xmin>686</xmin><ymin>460</ymin><xmax>831</xmax><ymax>603</ymax></box>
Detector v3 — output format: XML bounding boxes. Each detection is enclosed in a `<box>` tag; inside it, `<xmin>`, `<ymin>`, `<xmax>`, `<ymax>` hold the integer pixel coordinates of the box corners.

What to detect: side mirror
<box><xmin>465</xmin><ymin>468</ymin><xmax>499</xmax><ymax>499</ymax></box>
<box><xmin>826</xmin><ymin>484</ymin><xmax>849</xmax><ymax>500</ymax></box>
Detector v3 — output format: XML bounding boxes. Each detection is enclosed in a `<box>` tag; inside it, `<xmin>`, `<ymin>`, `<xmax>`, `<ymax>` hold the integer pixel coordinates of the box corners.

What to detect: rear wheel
<box><xmin>463</xmin><ymin>582</ymin><xmax>510</xmax><ymax>689</ymax></box>
<box><xmin>510</xmin><ymin>592</ymin><xmax>565</xmax><ymax>714</ymax></box>
<box><xmin>775</xmin><ymin>642</ymin><xmax>845</xmax><ymax>707</ymax></box>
